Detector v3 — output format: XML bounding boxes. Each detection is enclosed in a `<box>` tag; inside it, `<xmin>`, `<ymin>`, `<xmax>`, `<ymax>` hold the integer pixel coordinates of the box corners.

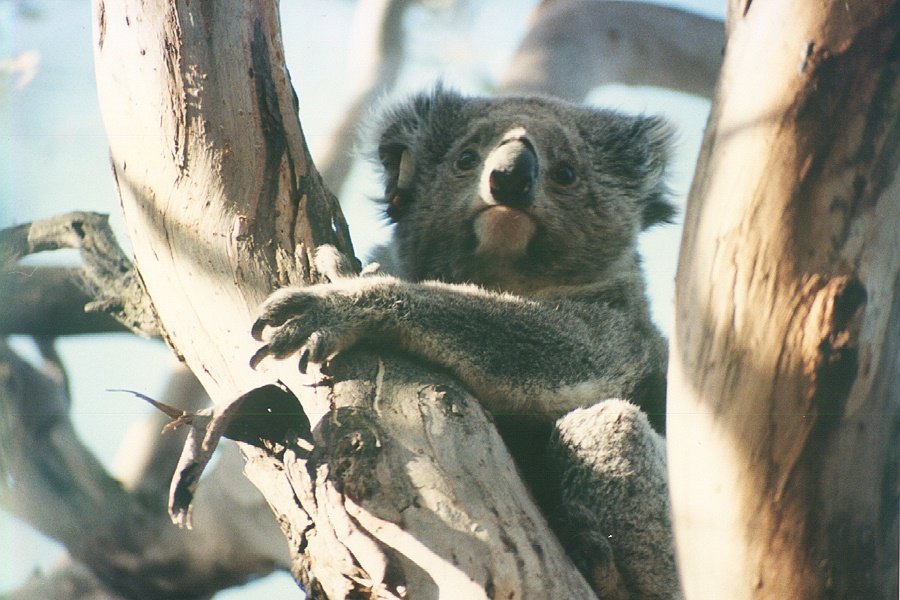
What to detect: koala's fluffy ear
<box><xmin>375</xmin><ymin>86</ymin><xmax>466</xmax><ymax>221</ymax></box>
<box><xmin>379</xmin><ymin>144</ymin><xmax>416</xmax><ymax>221</ymax></box>
<box><xmin>627</xmin><ymin>115</ymin><xmax>677</xmax><ymax>229</ymax></box>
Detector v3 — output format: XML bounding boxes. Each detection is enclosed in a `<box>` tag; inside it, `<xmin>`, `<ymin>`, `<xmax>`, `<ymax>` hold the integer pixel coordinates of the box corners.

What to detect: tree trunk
<box><xmin>91</xmin><ymin>1</ymin><xmax>594</xmax><ymax>597</ymax></box>
<box><xmin>668</xmin><ymin>2</ymin><xmax>899</xmax><ymax>598</ymax></box>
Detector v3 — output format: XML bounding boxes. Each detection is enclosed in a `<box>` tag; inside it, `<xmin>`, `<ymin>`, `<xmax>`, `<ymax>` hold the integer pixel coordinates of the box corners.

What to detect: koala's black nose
<box><xmin>486</xmin><ymin>140</ymin><xmax>538</xmax><ymax>209</ymax></box>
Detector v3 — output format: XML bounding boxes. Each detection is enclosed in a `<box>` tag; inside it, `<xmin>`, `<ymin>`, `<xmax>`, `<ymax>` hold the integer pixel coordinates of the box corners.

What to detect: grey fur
<box><xmin>252</xmin><ymin>88</ymin><xmax>679</xmax><ymax>597</ymax></box>
<box><xmin>553</xmin><ymin>401</ymin><xmax>680</xmax><ymax>599</ymax></box>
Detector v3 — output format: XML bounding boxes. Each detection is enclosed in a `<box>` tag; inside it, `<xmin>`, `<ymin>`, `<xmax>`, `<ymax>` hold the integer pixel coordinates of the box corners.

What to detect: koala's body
<box><xmin>253</xmin><ymin>88</ymin><xmax>679</xmax><ymax>598</ymax></box>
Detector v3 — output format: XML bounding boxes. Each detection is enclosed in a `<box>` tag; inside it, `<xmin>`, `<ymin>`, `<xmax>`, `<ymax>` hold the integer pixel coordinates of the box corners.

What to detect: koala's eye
<box><xmin>455</xmin><ymin>149</ymin><xmax>480</xmax><ymax>172</ymax></box>
<box><xmin>550</xmin><ymin>162</ymin><xmax>577</xmax><ymax>186</ymax></box>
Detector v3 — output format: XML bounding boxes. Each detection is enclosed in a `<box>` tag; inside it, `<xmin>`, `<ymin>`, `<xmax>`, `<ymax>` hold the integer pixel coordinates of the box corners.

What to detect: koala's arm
<box><xmin>252</xmin><ymin>275</ymin><xmax>663</xmax><ymax>420</ymax></box>
<box><xmin>552</xmin><ymin>400</ymin><xmax>680</xmax><ymax>599</ymax></box>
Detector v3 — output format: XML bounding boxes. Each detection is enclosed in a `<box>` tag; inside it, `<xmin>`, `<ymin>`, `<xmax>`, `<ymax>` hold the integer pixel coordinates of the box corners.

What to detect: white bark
<box><xmin>668</xmin><ymin>1</ymin><xmax>899</xmax><ymax>597</ymax></box>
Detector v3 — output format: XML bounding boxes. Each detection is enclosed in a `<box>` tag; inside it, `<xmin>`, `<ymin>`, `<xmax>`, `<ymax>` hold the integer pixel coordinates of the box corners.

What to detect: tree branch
<box><xmin>91</xmin><ymin>0</ymin><xmax>596</xmax><ymax>596</ymax></box>
<box><xmin>317</xmin><ymin>0</ymin><xmax>414</xmax><ymax>194</ymax></box>
<box><xmin>7</xmin><ymin>560</ymin><xmax>125</xmax><ymax>600</ymax></box>
<box><xmin>0</xmin><ymin>266</ymin><xmax>128</xmax><ymax>336</ymax></box>
<box><xmin>317</xmin><ymin>0</ymin><xmax>725</xmax><ymax>197</ymax></box>
<box><xmin>0</xmin><ymin>213</ymin><xmax>158</xmax><ymax>337</ymax></box>
<box><xmin>500</xmin><ymin>0</ymin><xmax>724</xmax><ymax>100</ymax></box>
<box><xmin>0</xmin><ymin>342</ymin><xmax>286</xmax><ymax>598</ymax></box>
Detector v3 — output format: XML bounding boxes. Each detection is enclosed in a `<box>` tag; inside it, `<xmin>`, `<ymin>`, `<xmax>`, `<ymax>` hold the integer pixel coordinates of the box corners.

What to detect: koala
<box><xmin>252</xmin><ymin>87</ymin><xmax>680</xmax><ymax>598</ymax></box>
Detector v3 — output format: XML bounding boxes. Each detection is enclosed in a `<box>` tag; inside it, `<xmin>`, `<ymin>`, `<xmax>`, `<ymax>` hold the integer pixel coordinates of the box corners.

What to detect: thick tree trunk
<box><xmin>668</xmin><ymin>2</ymin><xmax>899</xmax><ymax>598</ymax></box>
<box><xmin>91</xmin><ymin>1</ymin><xmax>594</xmax><ymax>597</ymax></box>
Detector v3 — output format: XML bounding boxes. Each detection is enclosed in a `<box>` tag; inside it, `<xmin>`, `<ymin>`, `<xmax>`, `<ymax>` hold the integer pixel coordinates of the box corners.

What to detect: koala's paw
<box><xmin>250</xmin><ymin>285</ymin><xmax>368</xmax><ymax>372</ymax></box>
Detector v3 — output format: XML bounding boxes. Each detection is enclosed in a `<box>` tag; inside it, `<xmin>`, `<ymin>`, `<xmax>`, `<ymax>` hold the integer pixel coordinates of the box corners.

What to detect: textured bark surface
<box><xmin>668</xmin><ymin>2</ymin><xmax>899</xmax><ymax>598</ymax></box>
<box><xmin>92</xmin><ymin>1</ymin><xmax>594</xmax><ymax>597</ymax></box>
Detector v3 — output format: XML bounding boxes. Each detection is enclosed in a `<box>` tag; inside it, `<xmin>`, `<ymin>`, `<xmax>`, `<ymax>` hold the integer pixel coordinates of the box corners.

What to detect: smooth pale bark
<box><xmin>92</xmin><ymin>1</ymin><xmax>346</xmax><ymax>400</ymax></box>
<box><xmin>92</xmin><ymin>1</ymin><xmax>595</xmax><ymax>596</ymax></box>
<box><xmin>668</xmin><ymin>2</ymin><xmax>899</xmax><ymax>598</ymax></box>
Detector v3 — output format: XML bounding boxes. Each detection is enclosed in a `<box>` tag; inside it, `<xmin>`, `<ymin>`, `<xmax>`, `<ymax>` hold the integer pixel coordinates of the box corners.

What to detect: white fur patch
<box><xmin>537</xmin><ymin>379</ymin><xmax>617</xmax><ymax>415</ymax></box>
<box><xmin>502</xmin><ymin>126</ymin><xmax>528</xmax><ymax>141</ymax></box>
<box><xmin>473</xmin><ymin>207</ymin><xmax>536</xmax><ymax>258</ymax></box>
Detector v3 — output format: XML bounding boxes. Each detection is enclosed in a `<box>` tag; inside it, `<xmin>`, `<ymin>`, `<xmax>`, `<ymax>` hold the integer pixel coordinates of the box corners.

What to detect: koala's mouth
<box><xmin>472</xmin><ymin>205</ymin><xmax>537</xmax><ymax>259</ymax></box>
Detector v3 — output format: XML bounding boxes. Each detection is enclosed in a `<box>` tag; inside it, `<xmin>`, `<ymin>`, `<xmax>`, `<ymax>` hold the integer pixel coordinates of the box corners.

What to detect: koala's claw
<box><xmin>250</xmin><ymin>275</ymin><xmax>395</xmax><ymax>372</ymax></box>
<box><xmin>297</xmin><ymin>348</ymin><xmax>311</xmax><ymax>373</ymax></box>
<box><xmin>253</xmin><ymin>287</ymin><xmax>319</xmax><ymax>335</ymax></box>
<box><xmin>254</xmin><ymin>316</ymin><xmax>313</xmax><ymax>356</ymax></box>
<box><xmin>250</xmin><ymin>290</ymin><xmax>367</xmax><ymax>372</ymax></box>
<box><xmin>250</xmin><ymin>326</ymin><xmax>357</xmax><ymax>372</ymax></box>
<box><xmin>249</xmin><ymin>338</ymin><xmax>315</xmax><ymax>373</ymax></box>
<box><xmin>249</xmin><ymin>343</ymin><xmax>272</xmax><ymax>369</ymax></box>
<box><xmin>250</xmin><ymin>318</ymin><xmax>268</xmax><ymax>342</ymax></box>
<box><xmin>250</xmin><ymin>291</ymin><xmax>320</xmax><ymax>368</ymax></box>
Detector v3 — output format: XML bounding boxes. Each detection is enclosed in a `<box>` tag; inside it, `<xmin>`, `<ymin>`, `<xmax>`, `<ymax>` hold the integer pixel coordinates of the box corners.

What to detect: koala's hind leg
<box><xmin>551</xmin><ymin>400</ymin><xmax>681</xmax><ymax>600</ymax></box>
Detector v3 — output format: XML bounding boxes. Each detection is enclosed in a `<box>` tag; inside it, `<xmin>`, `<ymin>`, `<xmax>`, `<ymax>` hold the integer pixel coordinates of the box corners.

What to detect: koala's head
<box><xmin>374</xmin><ymin>87</ymin><xmax>674</xmax><ymax>293</ymax></box>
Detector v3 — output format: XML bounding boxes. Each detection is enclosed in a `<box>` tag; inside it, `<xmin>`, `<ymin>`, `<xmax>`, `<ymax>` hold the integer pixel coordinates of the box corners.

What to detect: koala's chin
<box><xmin>472</xmin><ymin>205</ymin><xmax>536</xmax><ymax>259</ymax></box>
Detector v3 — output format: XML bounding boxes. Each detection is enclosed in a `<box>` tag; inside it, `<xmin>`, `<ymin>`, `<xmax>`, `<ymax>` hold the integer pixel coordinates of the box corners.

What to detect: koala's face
<box><xmin>375</xmin><ymin>88</ymin><xmax>674</xmax><ymax>292</ymax></box>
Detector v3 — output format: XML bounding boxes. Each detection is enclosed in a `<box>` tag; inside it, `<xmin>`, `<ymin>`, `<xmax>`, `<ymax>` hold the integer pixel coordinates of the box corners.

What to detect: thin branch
<box><xmin>0</xmin><ymin>213</ymin><xmax>159</xmax><ymax>337</ymax></box>
<box><xmin>0</xmin><ymin>266</ymin><xmax>128</xmax><ymax>335</ymax></box>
